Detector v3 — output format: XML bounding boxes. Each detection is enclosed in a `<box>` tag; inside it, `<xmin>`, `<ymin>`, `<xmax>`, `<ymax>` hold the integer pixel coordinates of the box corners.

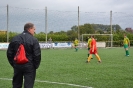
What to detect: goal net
<box><xmin>81</xmin><ymin>34</ymin><xmax>113</xmax><ymax>48</ymax></box>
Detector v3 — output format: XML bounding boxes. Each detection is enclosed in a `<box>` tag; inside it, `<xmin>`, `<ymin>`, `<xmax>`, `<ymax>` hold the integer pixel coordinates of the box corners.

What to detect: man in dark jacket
<box><xmin>7</xmin><ymin>22</ymin><xmax>41</xmax><ymax>88</ymax></box>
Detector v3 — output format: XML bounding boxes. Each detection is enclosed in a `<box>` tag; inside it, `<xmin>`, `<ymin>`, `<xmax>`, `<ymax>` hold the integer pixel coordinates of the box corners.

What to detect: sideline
<box><xmin>0</xmin><ymin>78</ymin><xmax>92</xmax><ymax>88</ymax></box>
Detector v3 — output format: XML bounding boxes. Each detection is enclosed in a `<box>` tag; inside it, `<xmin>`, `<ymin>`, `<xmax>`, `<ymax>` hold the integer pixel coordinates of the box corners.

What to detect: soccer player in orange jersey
<box><xmin>86</xmin><ymin>35</ymin><xmax>101</xmax><ymax>63</ymax></box>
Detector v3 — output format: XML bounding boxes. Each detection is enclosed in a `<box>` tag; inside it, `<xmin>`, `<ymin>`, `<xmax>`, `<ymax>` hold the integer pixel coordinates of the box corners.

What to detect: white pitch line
<box><xmin>35</xmin><ymin>80</ymin><xmax>92</xmax><ymax>88</ymax></box>
<box><xmin>0</xmin><ymin>78</ymin><xmax>12</xmax><ymax>80</ymax></box>
<box><xmin>0</xmin><ymin>78</ymin><xmax>92</xmax><ymax>88</ymax></box>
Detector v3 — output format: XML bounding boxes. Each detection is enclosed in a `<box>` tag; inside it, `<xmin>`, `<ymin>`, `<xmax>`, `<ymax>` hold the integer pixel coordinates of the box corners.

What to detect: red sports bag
<box><xmin>14</xmin><ymin>44</ymin><xmax>28</xmax><ymax>64</ymax></box>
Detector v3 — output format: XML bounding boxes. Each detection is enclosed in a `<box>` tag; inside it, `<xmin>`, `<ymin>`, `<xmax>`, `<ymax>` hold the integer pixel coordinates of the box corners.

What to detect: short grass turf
<box><xmin>0</xmin><ymin>47</ymin><xmax>133</xmax><ymax>88</ymax></box>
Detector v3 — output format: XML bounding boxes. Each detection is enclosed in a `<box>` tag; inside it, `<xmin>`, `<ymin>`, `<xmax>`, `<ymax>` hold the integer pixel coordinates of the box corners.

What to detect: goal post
<box><xmin>81</xmin><ymin>34</ymin><xmax>113</xmax><ymax>48</ymax></box>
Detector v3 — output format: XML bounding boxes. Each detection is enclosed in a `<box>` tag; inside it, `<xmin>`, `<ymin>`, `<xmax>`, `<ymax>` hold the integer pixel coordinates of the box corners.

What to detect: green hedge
<box><xmin>1</xmin><ymin>32</ymin><xmax>133</xmax><ymax>47</ymax></box>
<box><xmin>0</xmin><ymin>34</ymin><xmax>6</xmax><ymax>42</ymax></box>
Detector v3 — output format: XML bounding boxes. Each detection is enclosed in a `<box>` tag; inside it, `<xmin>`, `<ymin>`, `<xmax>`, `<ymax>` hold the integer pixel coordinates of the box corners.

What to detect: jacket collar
<box><xmin>23</xmin><ymin>30</ymin><xmax>32</xmax><ymax>35</ymax></box>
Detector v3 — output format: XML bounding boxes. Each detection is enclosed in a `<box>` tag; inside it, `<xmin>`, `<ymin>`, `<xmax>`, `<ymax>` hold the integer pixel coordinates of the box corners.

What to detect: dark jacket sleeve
<box><xmin>33</xmin><ymin>38</ymin><xmax>41</xmax><ymax>69</ymax></box>
<box><xmin>6</xmin><ymin>42</ymin><xmax>19</xmax><ymax>67</ymax></box>
<box><xmin>7</xmin><ymin>43</ymin><xmax>14</xmax><ymax>67</ymax></box>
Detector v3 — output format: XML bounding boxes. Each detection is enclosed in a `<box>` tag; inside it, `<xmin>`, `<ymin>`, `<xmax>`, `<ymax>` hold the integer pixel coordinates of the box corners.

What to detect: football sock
<box><xmin>88</xmin><ymin>54</ymin><xmax>89</xmax><ymax>57</ymax></box>
<box><xmin>126</xmin><ymin>50</ymin><xmax>129</xmax><ymax>55</ymax></box>
<box><xmin>75</xmin><ymin>48</ymin><xmax>78</xmax><ymax>51</ymax></box>
<box><xmin>95</xmin><ymin>54</ymin><xmax>101</xmax><ymax>61</ymax></box>
<box><xmin>76</xmin><ymin>48</ymin><xmax>78</xmax><ymax>51</ymax></box>
<box><xmin>87</xmin><ymin>55</ymin><xmax>92</xmax><ymax>62</ymax></box>
<box><xmin>127</xmin><ymin>50</ymin><xmax>129</xmax><ymax>55</ymax></box>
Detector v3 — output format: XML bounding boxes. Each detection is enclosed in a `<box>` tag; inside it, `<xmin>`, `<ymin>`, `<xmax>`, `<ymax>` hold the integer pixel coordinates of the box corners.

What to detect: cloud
<box><xmin>1</xmin><ymin>0</ymin><xmax>133</xmax><ymax>33</ymax></box>
<box><xmin>1</xmin><ymin>0</ymin><xmax>133</xmax><ymax>12</ymax></box>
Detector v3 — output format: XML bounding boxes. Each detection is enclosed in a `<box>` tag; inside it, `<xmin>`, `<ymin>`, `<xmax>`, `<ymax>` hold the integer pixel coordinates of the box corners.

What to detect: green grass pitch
<box><xmin>0</xmin><ymin>47</ymin><xmax>133</xmax><ymax>88</ymax></box>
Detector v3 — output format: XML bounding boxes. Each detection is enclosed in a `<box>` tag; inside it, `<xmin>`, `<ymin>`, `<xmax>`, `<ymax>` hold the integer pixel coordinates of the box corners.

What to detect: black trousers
<box><xmin>12</xmin><ymin>65</ymin><xmax>36</xmax><ymax>88</ymax></box>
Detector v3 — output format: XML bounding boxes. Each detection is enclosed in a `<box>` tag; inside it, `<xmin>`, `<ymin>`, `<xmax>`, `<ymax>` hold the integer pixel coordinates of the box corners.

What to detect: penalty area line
<box><xmin>0</xmin><ymin>78</ymin><xmax>92</xmax><ymax>88</ymax></box>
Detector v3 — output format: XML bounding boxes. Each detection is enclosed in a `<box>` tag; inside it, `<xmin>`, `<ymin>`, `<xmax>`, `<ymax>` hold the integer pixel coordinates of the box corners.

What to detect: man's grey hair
<box><xmin>24</xmin><ymin>23</ymin><xmax>34</xmax><ymax>31</ymax></box>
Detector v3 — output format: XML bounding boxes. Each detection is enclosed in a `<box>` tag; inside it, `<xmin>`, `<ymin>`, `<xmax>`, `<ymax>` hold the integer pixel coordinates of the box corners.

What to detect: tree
<box><xmin>49</xmin><ymin>31</ymin><xmax>54</xmax><ymax>34</ymax></box>
<box><xmin>67</xmin><ymin>30</ymin><xmax>78</xmax><ymax>41</ymax></box>
<box><xmin>79</xmin><ymin>23</ymin><xmax>95</xmax><ymax>34</ymax></box>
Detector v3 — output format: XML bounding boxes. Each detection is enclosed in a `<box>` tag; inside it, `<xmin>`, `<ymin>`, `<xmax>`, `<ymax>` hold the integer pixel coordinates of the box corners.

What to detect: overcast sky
<box><xmin>1</xmin><ymin>0</ymin><xmax>133</xmax><ymax>12</ymax></box>
<box><xmin>0</xmin><ymin>0</ymin><xmax>133</xmax><ymax>33</ymax></box>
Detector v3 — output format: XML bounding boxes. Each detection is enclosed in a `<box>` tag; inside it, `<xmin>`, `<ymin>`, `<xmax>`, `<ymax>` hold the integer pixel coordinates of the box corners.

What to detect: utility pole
<box><xmin>78</xmin><ymin>6</ymin><xmax>80</xmax><ymax>41</ymax></box>
<box><xmin>7</xmin><ymin>4</ymin><xmax>9</xmax><ymax>42</ymax></box>
<box><xmin>110</xmin><ymin>10</ymin><xmax>113</xmax><ymax>47</ymax></box>
<box><xmin>45</xmin><ymin>7</ymin><xmax>47</xmax><ymax>43</ymax></box>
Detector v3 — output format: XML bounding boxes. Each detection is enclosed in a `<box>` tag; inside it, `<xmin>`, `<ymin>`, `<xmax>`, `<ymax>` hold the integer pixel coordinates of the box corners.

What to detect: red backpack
<box><xmin>14</xmin><ymin>44</ymin><xmax>28</xmax><ymax>64</ymax></box>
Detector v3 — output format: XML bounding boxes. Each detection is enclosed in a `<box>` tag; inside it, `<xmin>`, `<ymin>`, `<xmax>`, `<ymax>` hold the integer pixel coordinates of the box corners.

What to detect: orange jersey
<box><xmin>90</xmin><ymin>38</ymin><xmax>97</xmax><ymax>54</ymax></box>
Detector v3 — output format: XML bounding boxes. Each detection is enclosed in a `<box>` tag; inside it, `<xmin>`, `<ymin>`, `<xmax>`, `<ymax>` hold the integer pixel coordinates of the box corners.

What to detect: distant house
<box><xmin>125</xmin><ymin>28</ymin><xmax>133</xmax><ymax>33</ymax></box>
<box><xmin>0</xmin><ymin>30</ymin><xmax>7</xmax><ymax>34</ymax></box>
<box><xmin>103</xmin><ymin>30</ymin><xmax>107</xmax><ymax>33</ymax></box>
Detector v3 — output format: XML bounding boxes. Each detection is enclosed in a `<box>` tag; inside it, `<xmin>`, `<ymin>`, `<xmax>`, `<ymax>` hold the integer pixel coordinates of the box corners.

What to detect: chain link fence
<box><xmin>0</xmin><ymin>5</ymin><xmax>133</xmax><ymax>43</ymax></box>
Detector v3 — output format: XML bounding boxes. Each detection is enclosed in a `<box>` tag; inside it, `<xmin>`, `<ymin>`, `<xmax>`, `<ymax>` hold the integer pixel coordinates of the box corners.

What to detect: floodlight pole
<box><xmin>7</xmin><ymin>4</ymin><xmax>9</xmax><ymax>42</ymax></box>
<box><xmin>78</xmin><ymin>6</ymin><xmax>80</xmax><ymax>41</ymax></box>
<box><xmin>110</xmin><ymin>11</ymin><xmax>113</xmax><ymax>47</ymax></box>
<box><xmin>45</xmin><ymin>7</ymin><xmax>47</xmax><ymax>43</ymax></box>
